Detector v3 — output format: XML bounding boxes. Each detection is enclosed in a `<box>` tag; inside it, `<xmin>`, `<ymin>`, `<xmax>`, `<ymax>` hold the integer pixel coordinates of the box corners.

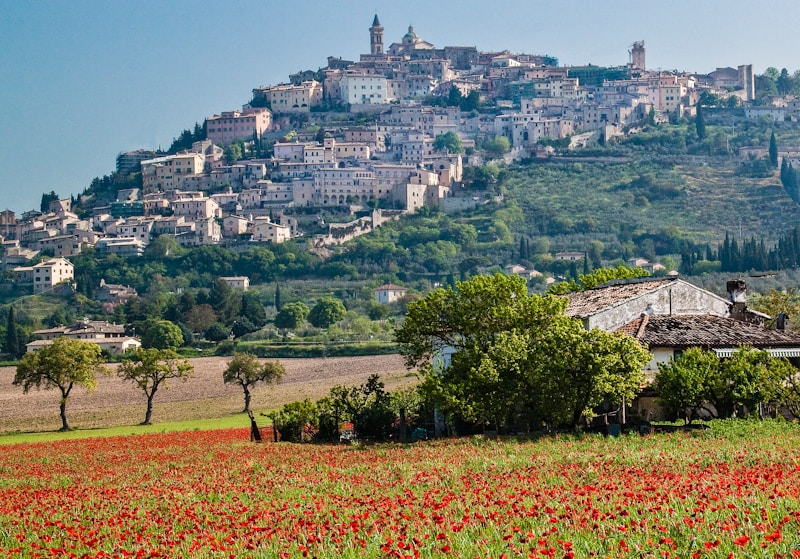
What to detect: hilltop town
<box><xmin>3</xmin><ymin>15</ymin><xmax>800</xmax><ymax>348</ymax></box>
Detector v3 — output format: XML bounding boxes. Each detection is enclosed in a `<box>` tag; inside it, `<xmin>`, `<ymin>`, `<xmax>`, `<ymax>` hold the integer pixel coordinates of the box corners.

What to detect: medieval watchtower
<box><xmin>629</xmin><ymin>41</ymin><xmax>645</xmax><ymax>71</ymax></box>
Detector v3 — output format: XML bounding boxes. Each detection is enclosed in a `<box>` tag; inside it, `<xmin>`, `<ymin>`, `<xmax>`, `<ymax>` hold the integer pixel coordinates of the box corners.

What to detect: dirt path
<box><xmin>0</xmin><ymin>354</ymin><xmax>414</xmax><ymax>433</ymax></box>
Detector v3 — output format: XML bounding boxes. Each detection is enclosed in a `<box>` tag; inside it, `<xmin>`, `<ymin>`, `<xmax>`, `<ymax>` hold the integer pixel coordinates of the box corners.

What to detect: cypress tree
<box><xmin>720</xmin><ymin>233</ymin><xmax>731</xmax><ymax>271</ymax></box>
<box><xmin>274</xmin><ymin>283</ymin><xmax>282</xmax><ymax>311</ymax></box>
<box><xmin>569</xmin><ymin>261</ymin><xmax>579</xmax><ymax>281</ymax></box>
<box><xmin>781</xmin><ymin>158</ymin><xmax>789</xmax><ymax>187</ymax></box>
<box><xmin>4</xmin><ymin>307</ymin><xmax>19</xmax><ymax>358</ymax></box>
<box><xmin>730</xmin><ymin>237</ymin><xmax>741</xmax><ymax>272</ymax></box>
<box><xmin>769</xmin><ymin>131</ymin><xmax>779</xmax><ymax>168</ymax></box>
<box><xmin>695</xmin><ymin>105</ymin><xmax>706</xmax><ymax>140</ymax></box>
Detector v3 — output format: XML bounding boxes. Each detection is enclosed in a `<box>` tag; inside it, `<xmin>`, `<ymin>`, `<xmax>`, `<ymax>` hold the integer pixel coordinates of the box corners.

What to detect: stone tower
<box><xmin>629</xmin><ymin>41</ymin><xmax>645</xmax><ymax>71</ymax></box>
<box><xmin>738</xmin><ymin>64</ymin><xmax>755</xmax><ymax>101</ymax></box>
<box><xmin>370</xmin><ymin>14</ymin><xmax>384</xmax><ymax>56</ymax></box>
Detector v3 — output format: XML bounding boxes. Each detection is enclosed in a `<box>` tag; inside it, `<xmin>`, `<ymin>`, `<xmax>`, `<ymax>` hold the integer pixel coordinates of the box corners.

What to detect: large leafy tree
<box><xmin>240</xmin><ymin>292</ymin><xmax>267</xmax><ymax>328</ymax></box>
<box><xmin>274</xmin><ymin>302</ymin><xmax>309</xmax><ymax>330</ymax></box>
<box><xmin>308</xmin><ymin>297</ymin><xmax>346</xmax><ymax>329</ymax></box>
<box><xmin>656</xmin><ymin>346</ymin><xmax>794</xmax><ymax>421</ymax></box>
<box><xmin>750</xmin><ymin>288</ymin><xmax>800</xmax><ymax>330</ymax></box>
<box><xmin>433</xmin><ymin>131</ymin><xmax>463</xmax><ymax>154</ymax></box>
<box><xmin>396</xmin><ymin>273</ymin><xmax>563</xmax><ymax>369</ymax></box>
<box><xmin>223</xmin><ymin>353</ymin><xmax>285</xmax><ymax>412</ymax></box>
<box><xmin>715</xmin><ymin>347</ymin><xmax>787</xmax><ymax>418</ymax></box>
<box><xmin>117</xmin><ymin>348</ymin><xmax>194</xmax><ymax>425</ymax></box>
<box><xmin>14</xmin><ymin>338</ymin><xmax>109</xmax><ymax>431</ymax></box>
<box><xmin>655</xmin><ymin>347</ymin><xmax>719</xmax><ymax>424</ymax></box>
<box><xmin>396</xmin><ymin>274</ymin><xmax>650</xmax><ymax>431</ymax></box>
<box><xmin>529</xmin><ymin>321</ymin><xmax>649</xmax><ymax>428</ymax></box>
<box><xmin>141</xmin><ymin>320</ymin><xmax>184</xmax><ymax>350</ymax></box>
<box><xmin>329</xmin><ymin>374</ymin><xmax>394</xmax><ymax>440</ymax></box>
<box><xmin>483</xmin><ymin>135</ymin><xmax>511</xmax><ymax>158</ymax></box>
<box><xmin>183</xmin><ymin>304</ymin><xmax>218</xmax><ymax>333</ymax></box>
<box><xmin>548</xmin><ymin>265</ymin><xmax>649</xmax><ymax>294</ymax></box>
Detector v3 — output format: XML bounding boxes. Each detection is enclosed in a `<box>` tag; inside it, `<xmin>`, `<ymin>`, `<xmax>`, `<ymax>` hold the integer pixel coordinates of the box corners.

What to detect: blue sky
<box><xmin>1</xmin><ymin>0</ymin><xmax>798</xmax><ymax>213</ymax></box>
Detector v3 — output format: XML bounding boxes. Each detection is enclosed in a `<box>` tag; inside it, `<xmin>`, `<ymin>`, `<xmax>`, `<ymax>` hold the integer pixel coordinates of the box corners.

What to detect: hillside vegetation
<box><xmin>4</xmin><ymin>119</ymin><xmax>800</xmax><ymax>356</ymax></box>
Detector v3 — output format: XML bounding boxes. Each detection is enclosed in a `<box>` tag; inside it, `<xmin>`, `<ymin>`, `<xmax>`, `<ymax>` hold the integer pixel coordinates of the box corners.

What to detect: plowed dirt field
<box><xmin>0</xmin><ymin>354</ymin><xmax>414</xmax><ymax>433</ymax></box>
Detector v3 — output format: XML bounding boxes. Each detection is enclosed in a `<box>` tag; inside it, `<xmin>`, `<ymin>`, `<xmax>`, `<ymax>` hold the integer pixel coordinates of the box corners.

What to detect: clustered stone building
<box><xmin>1</xmin><ymin>16</ymin><xmax>790</xmax><ymax>294</ymax></box>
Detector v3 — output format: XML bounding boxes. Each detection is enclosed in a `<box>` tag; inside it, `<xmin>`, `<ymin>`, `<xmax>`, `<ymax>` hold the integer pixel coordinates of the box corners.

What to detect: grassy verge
<box><xmin>0</xmin><ymin>411</ymin><xmax>262</xmax><ymax>446</ymax></box>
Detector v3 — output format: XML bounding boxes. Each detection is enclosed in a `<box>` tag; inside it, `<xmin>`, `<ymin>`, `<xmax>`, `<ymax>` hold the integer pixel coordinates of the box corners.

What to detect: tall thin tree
<box><xmin>4</xmin><ymin>307</ymin><xmax>19</xmax><ymax>358</ymax></box>
<box><xmin>769</xmin><ymin>131</ymin><xmax>779</xmax><ymax>168</ymax></box>
<box><xmin>695</xmin><ymin>105</ymin><xmax>706</xmax><ymax>140</ymax></box>
<box><xmin>274</xmin><ymin>283</ymin><xmax>283</xmax><ymax>311</ymax></box>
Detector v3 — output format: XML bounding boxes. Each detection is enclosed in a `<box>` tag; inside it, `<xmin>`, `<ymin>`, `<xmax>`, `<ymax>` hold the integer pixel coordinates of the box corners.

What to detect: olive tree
<box><xmin>223</xmin><ymin>353</ymin><xmax>285</xmax><ymax>412</ymax></box>
<box><xmin>117</xmin><ymin>348</ymin><xmax>194</xmax><ymax>425</ymax></box>
<box><xmin>14</xmin><ymin>338</ymin><xmax>110</xmax><ymax>431</ymax></box>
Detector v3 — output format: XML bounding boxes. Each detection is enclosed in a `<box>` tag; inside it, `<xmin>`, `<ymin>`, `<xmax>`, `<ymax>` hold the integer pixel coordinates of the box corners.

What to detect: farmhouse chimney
<box><xmin>777</xmin><ymin>312</ymin><xmax>789</xmax><ymax>331</ymax></box>
<box><xmin>727</xmin><ymin>279</ymin><xmax>748</xmax><ymax>321</ymax></box>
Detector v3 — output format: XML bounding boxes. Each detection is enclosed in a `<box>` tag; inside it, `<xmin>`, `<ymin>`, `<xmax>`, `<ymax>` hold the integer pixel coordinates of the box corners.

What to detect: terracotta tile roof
<box><xmin>618</xmin><ymin>314</ymin><xmax>800</xmax><ymax>349</ymax></box>
<box><xmin>564</xmin><ymin>278</ymin><xmax>677</xmax><ymax>319</ymax></box>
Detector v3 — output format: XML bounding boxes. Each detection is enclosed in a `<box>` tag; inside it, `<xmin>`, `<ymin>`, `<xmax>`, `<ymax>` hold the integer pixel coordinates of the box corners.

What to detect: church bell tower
<box><xmin>370</xmin><ymin>14</ymin><xmax>384</xmax><ymax>56</ymax></box>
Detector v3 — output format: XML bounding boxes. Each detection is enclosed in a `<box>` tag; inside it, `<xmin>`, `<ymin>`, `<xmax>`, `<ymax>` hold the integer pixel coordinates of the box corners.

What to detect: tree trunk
<box><xmin>59</xmin><ymin>398</ymin><xmax>69</xmax><ymax>431</ymax></box>
<box><xmin>143</xmin><ymin>397</ymin><xmax>154</xmax><ymax>425</ymax></box>
<box><xmin>143</xmin><ymin>388</ymin><xmax>156</xmax><ymax>425</ymax></box>
<box><xmin>570</xmin><ymin>408</ymin><xmax>584</xmax><ymax>431</ymax></box>
<box><xmin>243</xmin><ymin>385</ymin><xmax>251</xmax><ymax>413</ymax></box>
<box><xmin>59</xmin><ymin>385</ymin><xmax>72</xmax><ymax>431</ymax></box>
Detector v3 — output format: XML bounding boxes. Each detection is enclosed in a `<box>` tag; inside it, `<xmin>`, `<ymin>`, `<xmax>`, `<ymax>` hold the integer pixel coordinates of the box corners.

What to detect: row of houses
<box><xmin>25</xmin><ymin>320</ymin><xmax>141</xmax><ymax>354</ymax></box>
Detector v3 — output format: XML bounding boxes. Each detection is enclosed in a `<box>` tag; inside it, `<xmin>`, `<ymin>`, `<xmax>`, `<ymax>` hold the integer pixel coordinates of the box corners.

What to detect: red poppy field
<box><xmin>1</xmin><ymin>422</ymin><xmax>800</xmax><ymax>558</ymax></box>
